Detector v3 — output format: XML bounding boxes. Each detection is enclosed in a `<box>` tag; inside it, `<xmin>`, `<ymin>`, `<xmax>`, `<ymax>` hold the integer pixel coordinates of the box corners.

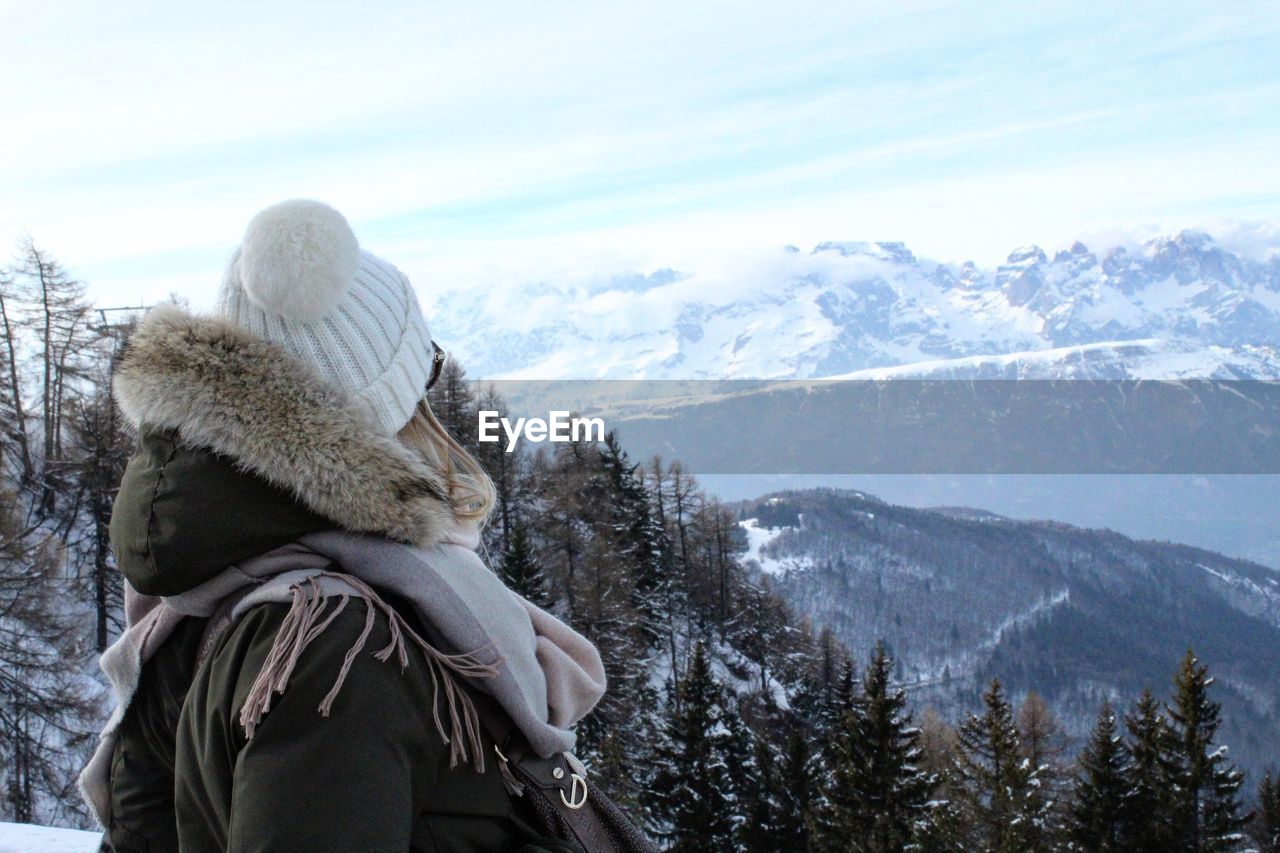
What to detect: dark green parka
<box><xmin>100</xmin><ymin>306</ymin><xmax>582</xmax><ymax>853</ymax></box>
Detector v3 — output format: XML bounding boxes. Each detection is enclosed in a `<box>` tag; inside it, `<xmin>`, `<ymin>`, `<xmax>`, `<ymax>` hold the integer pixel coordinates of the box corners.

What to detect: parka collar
<box><xmin>112</xmin><ymin>304</ymin><xmax>454</xmax><ymax>549</ymax></box>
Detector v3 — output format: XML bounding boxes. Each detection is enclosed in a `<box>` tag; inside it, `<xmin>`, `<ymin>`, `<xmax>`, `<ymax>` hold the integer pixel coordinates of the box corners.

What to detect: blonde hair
<box><xmin>397</xmin><ymin>396</ymin><xmax>495</xmax><ymax>527</ymax></box>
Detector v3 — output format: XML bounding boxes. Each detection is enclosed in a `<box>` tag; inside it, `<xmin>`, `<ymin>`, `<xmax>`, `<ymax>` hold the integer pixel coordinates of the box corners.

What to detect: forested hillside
<box><xmin>1</xmin><ymin>241</ymin><xmax>1277</xmax><ymax>849</ymax></box>
<box><xmin>734</xmin><ymin>489</ymin><xmax>1280</xmax><ymax>783</ymax></box>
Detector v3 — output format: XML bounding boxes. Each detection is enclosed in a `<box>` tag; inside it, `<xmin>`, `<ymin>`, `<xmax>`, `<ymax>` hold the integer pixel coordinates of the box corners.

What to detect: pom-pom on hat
<box><xmin>218</xmin><ymin>199</ymin><xmax>436</xmax><ymax>435</ymax></box>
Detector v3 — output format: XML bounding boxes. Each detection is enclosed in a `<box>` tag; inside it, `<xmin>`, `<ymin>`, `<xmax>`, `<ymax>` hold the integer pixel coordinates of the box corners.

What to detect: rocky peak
<box><xmin>1005</xmin><ymin>245</ymin><xmax>1048</xmax><ymax>266</ymax></box>
<box><xmin>812</xmin><ymin>241</ymin><xmax>917</xmax><ymax>265</ymax></box>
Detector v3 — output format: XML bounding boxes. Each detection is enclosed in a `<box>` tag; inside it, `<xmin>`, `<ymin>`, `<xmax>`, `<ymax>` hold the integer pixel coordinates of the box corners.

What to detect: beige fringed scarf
<box><xmin>80</xmin><ymin>525</ymin><xmax>607</xmax><ymax>830</ymax></box>
<box><xmin>236</xmin><ymin>571</ymin><xmax>501</xmax><ymax>750</ymax></box>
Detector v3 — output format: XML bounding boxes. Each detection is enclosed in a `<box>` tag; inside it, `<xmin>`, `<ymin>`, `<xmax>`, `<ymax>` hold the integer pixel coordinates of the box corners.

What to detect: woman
<box><xmin>80</xmin><ymin>200</ymin><xmax>621</xmax><ymax>852</ymax></box>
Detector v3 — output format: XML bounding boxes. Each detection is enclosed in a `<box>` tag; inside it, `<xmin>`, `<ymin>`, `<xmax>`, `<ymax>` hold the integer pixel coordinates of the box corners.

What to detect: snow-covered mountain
<box><xmin>430</xmin><ymin>230</ymin><xmax>1280</xmax><ymax>380</ymax></box>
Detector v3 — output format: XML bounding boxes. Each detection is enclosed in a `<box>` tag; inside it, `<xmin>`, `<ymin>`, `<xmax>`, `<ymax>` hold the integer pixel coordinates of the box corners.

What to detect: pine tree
<box><xmin>1162</xmin><ymin>650</ymin><xmax>1247</xmax><ymax>851</ymax></box>
<box><xmin>1068</xmin><ymin>700</ymin><xmax>1132</xmax><ymax>851</ymax></box>
<box><xmin>741</xmin><ymin>729</ymin><xmax>786</xmax><ymax>853</ymax></box>
<box><xmin>472</xmin><ymin>383</ymin><xmax>530</xmax><ymax>557</ymax></box>
<box><xmin>427</xmin><ymin>357</ymin><xmax>478</xmax><ymax>448</ymax></box>
<box><xmin>598</xmin><ymin>432</ymin><xmax>668</xmax><ymax>646</ymax></box>
<box><xmin>794</xmin><ymin>625</ymin><xmax>846</xmax><ymax>738</ymax></box>
<box><xmin>1124</xmin><ymin>688</ymin><xmax>1173</xmax><ymax>851</ymax></box>
<box><xmin>1250</xmin><ymin>770</ymin><xmax>1280</xmax><ymax>853</ymax></box>
<box><xmin>532</xmin><ymin>442</ymin><xmax>591</xmax><ymax>618</ymax></box>
<box><xmin>823</xmin><ymin>641</ymin><xmax>936</xmax><ymax>851</ymax></box>
<box><xmin>729</xmin><ymin>579</ymin><xmax>793</xmax><ymax>695</ymax></box>
<box><xmin>809</xmin><ymin>656</ymin><xmax>856</xmax><ymax>846</ymax></box>
<box><xmin>784</xmin><ymin>628</ymin><xmax>850</xmax><ymax>846</ymax></box>
<box><xmin>498</xmin><ymin>519</ymin><xmax>551</xmax><ymax>607</ymax></box>
<box><xmin>720</xmin><ymin>704</ymin><xmax>757</xmax><ymax>847</ymax></box>
<box><xmin>66</xmin><ymin>331</ymin><xmax>132</xmax><ymax>650</ymax></box>
<box><xmin>953</xmin><ymin>678</ymin><xmax>1045</xmax><ymax>852</ymax></box>
<box><xmin>644</xmin><ymin>455</ymin><xmax>688</xmax><ymax>704</ymax></box>
<box><xmin>564</xmin><ymin>441</ymin><xmax>659</xmax><ymax>795</ymax></box>
<box><xmin>775</xmin><ymin>716</ymin><xmax>822</xmax><ymax>850</ymax></box>
<box><xmin>591</xmin><ymin>727</ymin><xmax>645</xmax><ymax>814</ymax></box>
<box><xmin>649</xmin><ymin>641</ymin><xmax>734</xmax><ymax>851</ymax></box>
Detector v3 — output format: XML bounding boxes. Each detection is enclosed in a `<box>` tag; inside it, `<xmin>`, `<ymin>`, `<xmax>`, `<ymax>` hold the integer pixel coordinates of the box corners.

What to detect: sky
<box><xmin>2</xmin><ymin>0</ymin><xmax>1278</xmax><ymax>311</ymax></box>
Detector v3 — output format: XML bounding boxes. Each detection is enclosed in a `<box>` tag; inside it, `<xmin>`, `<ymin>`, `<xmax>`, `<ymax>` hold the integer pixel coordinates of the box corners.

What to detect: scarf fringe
<box><xmin>238</xmin><ymin>571</ymin><xmax>499</xmax><ymax>770</ymax></box>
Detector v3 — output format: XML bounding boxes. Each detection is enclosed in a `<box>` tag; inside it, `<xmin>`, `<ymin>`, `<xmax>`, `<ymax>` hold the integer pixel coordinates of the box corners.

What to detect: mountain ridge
<box><xmin>430</xmin><ymin>229</ymin><xmax>1280</xmax><ymax>381</ymax></box>
<box><xmin>729</xmin><ymin>486</ymin><xmax>1280</xmax><ymax>779</ymax></box>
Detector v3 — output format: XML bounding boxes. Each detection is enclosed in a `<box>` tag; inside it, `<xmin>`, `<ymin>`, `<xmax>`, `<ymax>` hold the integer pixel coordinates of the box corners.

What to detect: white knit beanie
<box><xmin>217</xmin><ymin>199</ymin><xmax>435</xmax><ymax>435</ymax></box>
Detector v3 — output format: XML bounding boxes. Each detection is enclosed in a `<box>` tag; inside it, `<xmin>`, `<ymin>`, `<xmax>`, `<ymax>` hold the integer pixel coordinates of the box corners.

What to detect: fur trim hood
<box><xmin>113</xmin><ymin>304</ymin><xmax>453</xmax><ymax>548</ymax></box>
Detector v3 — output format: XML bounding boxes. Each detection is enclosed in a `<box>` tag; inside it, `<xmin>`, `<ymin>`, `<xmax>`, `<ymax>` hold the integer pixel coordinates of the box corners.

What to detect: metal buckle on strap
<box><xmin>560</xmin><ymin>773</ymin><xmax>588</xmax><ymax>809</ymax></box>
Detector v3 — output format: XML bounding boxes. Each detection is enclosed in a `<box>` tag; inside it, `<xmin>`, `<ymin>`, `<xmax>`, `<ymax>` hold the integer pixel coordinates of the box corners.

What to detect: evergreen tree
<box><xmin>792</xmin><ymin>625</ymin><xmax>847</xmax><ymax>740</ymax></box>
<box><xmin>775</xmin><ymin>717</ymin><xmax>822</xmax><ymax>850</ymax></box>
<box><xmin>66</xmin><ymin>331</ymin><xmax>132</xmax><ymax>650</ymax></box>
<box><xmin>563</xmin><ymin>441</ymin><xmax>657</xmax><ymax>791</ymax></box>
<box><xmin>532</xmin><ymin>442</ymin><xmax>591</xmax><ymax>617</ymax></box>
<box><xmin>809</xmin><ymin>656</ymin><xmax>855</xmax><ymax>846</ymax></box>
<box><xmin>598</xmin><ymin>432</ymin><xmax>668</xmax><ymax>646</ymax></box>
<box><xmin>649</xmin><ymin>641</ymin><xmax>734</xmax><ymax>851</ymax></box>
<box><xmin>953</xmin><ymin>678</ymin><xmax>1046</xmax><ymax>852</ymax></box>
<box><xmin>427</xmin><ymin>357</ymin><xmax>478</xmax><ymax>452</ymax></box>
<box><xmin>1124</xmin><ymin>688</ymin><xmax>1173</xmax><ymax>852</ymax></box>
<box><xmin>1250</xmin><ymin>770</ymin><xmax>1280</xmax><ymax>853</ymax></box>
<box><xmin>720</xmin><ymin>705</ymin><xmax>757</xmax><ymax>847</ymax></box>
<box><xmin>472</xmin><ymin>384</ymin><xmax>525</xmax><ymax>556</ymax></box>
<box><xmin>813</xmin><ymin>655</ymin><xmax>856</xmax><ymax>765</ymax></box>
<box><xmin>741</xmin><ymin>729</ymin><xmax>786</xmax><ymax>853</ymax></box>
<box><xmin>1162</xmin><ymin>650</ymin><xmax>1247</xmax><ymax>851</ymax></box>
<box><xmin>591</xmin><ymin>727</ymin><xmax>644</xmax><ymax>814</ymax></box>
<box><xmin>643</xmin><ymin>455</ymin><xmax>688</xmax><ymax>705</ymax></box>
<box><xmin>730</xmin><ymin>578</ymin><xmax>793</xmax><ymax>695</ymax></box>
<box><xmin>1068</xmin><ymin>700</ymin><xmax>1132</xmax><ymax>851</ymax></box>
<box><xmin>823</xmin><ymin>641</ymin><xmax>936</xmax><ymax>851</ymax></box>
<box><xmin>498</xmin><ymin>519</ymin><xmax>551</xmax><ymax>607</ymax></box>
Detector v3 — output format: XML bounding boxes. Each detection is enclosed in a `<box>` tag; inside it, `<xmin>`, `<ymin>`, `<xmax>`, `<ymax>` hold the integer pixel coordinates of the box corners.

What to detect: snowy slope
<box><xmin>428</xmin><ymin>231</ymin><xmax>1280</xmax><ymax>380</ymax></box>
<box><xmin>823</xmin><ymin>338</ymin><xmax>1280</xmax><ymax>380</ymax></box>
<box><xmin>0</xmin><ymin>822</ymin><xmax>98</xmax><ymax>853</ymax></box>
<box><xmin>739</xmin><ymin>516</ymin><xmax>814</xmax><ymax>578</ymax></box>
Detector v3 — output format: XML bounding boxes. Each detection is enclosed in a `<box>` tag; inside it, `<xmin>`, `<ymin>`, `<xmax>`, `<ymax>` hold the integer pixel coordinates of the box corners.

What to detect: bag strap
<box><xmin>468</xmin><ymin>689</ymin><xmax>637</xmax><ymax>853</ymax></box>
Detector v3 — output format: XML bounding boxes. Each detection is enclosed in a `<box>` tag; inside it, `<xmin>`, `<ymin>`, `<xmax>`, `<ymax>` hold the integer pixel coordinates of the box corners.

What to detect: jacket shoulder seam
<box><xmin>143</xmin><ymin>432</ymin><xmax>180</xmax><ymax>586</ymax></box>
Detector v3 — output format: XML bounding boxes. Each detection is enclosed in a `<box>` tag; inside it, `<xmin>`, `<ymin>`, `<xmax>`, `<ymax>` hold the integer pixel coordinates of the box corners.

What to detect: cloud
<box><xmin>1</xmin><ymin>0</ymin><xmax>1277</xmax><ymax>306</ymax></box>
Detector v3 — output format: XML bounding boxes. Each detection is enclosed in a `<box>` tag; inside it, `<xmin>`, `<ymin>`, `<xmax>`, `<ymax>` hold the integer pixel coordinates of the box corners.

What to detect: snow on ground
<box><xmin>0</xmin><ymin>822</ymin><xmax>99</xmax><ymax>853</ymax></box>
<box><xmin>738</xmin><ymin>518</ymin><xmax>813</xmax><ymax>578</ymax></box>
<box><xmin>1198</xmin><ymin>563</ymin><xmax>1280</xmax><ymax>627</ymax></box>
<box><xmin>816</xmin><ymin>337</ymin><xmax>1267</xmax><ymax>380</ymax></box>
<box><xmin>984</xmin><ymin>589</ymin><xmax>1071</xmax><ymax>649</ymax></box>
